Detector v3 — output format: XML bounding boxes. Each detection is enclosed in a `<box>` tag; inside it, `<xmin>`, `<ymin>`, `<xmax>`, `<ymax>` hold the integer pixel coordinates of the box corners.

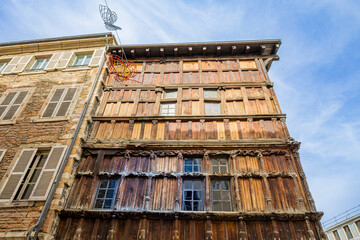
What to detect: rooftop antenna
<box><xmin>99</xmin><ymin>0</ymin><xmax>138</xmax><ymax>82</ymax></box>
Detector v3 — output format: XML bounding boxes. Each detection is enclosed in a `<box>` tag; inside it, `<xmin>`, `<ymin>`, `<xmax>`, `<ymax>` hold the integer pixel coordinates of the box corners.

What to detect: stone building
<box><xmin>54</xmin><ymin>41</ymin><xmax>326</xmax><ymax>239</ymax></box>
<box><xmin>0</xmin><ymin>33</ymin><xmax>116</xmax><ymax>239</ymax></box>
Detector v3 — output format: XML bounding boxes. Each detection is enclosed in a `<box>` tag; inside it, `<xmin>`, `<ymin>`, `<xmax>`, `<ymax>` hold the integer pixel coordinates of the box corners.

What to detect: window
<box><xmin>205</xmin><ymin>102</ymin><xmax>220</xmax><ymax>115</ymax></box>
<box><xmin>164</xmin><ymin>90</ymin><xmax>177</xmax><ymax>99</ymax></box>
<box><xmin>182</xmin><ymin>179</ymin><xmax>203</xmax><ymax>211</ymax></box>
<box><xmin>0</xmin><ymin>90</ymin><xmax>29</xmax><ymax>121</ymax></box>
<box><xmin>71</xmin><ymin>54</ymin><xmax>92</xmax><ymax>67</ymax></box>
<box><xmin>160</xmin><ymin>103</ymin><xmax>176</xmax><ymax>116</ymax></box>
<box><xmin>333</xmin><ymin>230</ymin><xmax>340</xmax><ymax>240</ymax></box>
<box><xmin>0</xmin><ymin>146</ymin><xmax>66</xmax><ymax>201</ymax></box>
<box><xmin>211</xmin><ymin>180</ymin><xmax>232</xmax><ymax>211</ymax></box>
<box><xmin>0</xmin><ymin>61</ymin><xmax>8</xmax><ymax>73</ymax></box>
<box><xmin>356</xmin><ymin>220</ymin><xmax>360</xmax><ymax>232</ymax></box>
<box><xmin>29</xmin><ymin>58</ymin><xmax>50</xmax><ymax>71</ymax></box>
<box><xmin>211</xmin><ymin>157</ymin><xmax>229</xmax><ymax>173</ymax></box>
<box><xmin>184</xmin><ymin>158</ymin><xmax>202</xmax><ymax>172</ymax></box>
<box><xmin>93</xmin><ymin>179</ymin><xmax>118</xmax><ymax>209</ymax></box>
<box><xmin>204</xmin><ymin>89</ymin><xmax>218</xmax><ymax>98</ymax></box>
<box><xmin>42</xmin><ymin>87</ymin><xmax>78</xmax><ymax>118</ymax></box>
<box><xmin>344</xmin><ymin>225</ymin><xmax>353</xmax><ymax>239</ymax></box>
<box><xmin>14</xmin><ymin>152</ymin><xmax>48</xmax><ymax>200</ymax></box>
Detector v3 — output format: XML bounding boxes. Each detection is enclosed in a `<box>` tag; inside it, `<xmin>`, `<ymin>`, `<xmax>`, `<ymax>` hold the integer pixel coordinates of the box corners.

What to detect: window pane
<box><xmin>94</xmin><ymin>199</ymin><xmax>104</xmax><ymax>208</ymax></box>
<box><xmin>184</xmin><ymin>191</ymin><xmax>192</xmax><ymax>200</ymax></box>
<box><xmin>106</xmin><ymin>189</ymin><xmax>114</xmax><ymax>198</ymax></box>
<box><xmin>21</xmin><ymin>184</ymin><xmax>35</xmax><ymax>200</ymax></box>
<box><xmin>193</xmin><ymin>201</ymin><xmax>200</xmax><ymax>211</ymax></box>
<box><xmin>165</xmin><ymin>90</ymin><xmax>177</xmax><ymax>99</ymax></box>
<box><xmin>204</xmin><ymin>90</ymin><xmax>218</xmax><ymax>98</ymax></box>
<box><xmin>98</xmin><ymin>190</ymin><xmax>106</xmax><ymax>198</ymax></box>
<box><xmin>184</xmin><ymin>166</ymin><xmax>192</xmax><ymax>172</ymax></box>
<box><xmin>193</xmin><ymin>191</ymin><xmax>201</xmax><ymax>200</ymax></box>
<box><xmin>213</xmin><ymin>202</ymin><xmax>221</xmax><ymax>211</ymax></box>
<box><xmin>193</xmin><ymin>181</ymin><xmax>202</xmax><ymax>190</ymax></box>
<box><xmin>184</xmin><ymin>201</ymin><xmax>192</xmax><ymax>210</ymax></box>
<box><xmin>29</xmin><ymin>169</ymin><xmax>41</xmax><ymax>183</ymax></box>
<box><xmin>83</xmin><ymin>55</ymin><xmax>92</xmax><ymax>65</ymax></box>
<box><xmin>213</xmin><ymin>191</ymin><xmax>221</xmax><ymax>200</ymax></box>
<box><xmin>221</xmin><ymin>181</ymin><xmax>229</xmax><ymax>190</ymax></box>
<box><xmin>104</xmin><ymin>199</ymin><xmax>113</xmax><ymax>209</ymax></box>
<box><xmin>222</xmin><ymin>202</ymin><xmax>231</xmax><ymax>211</ymax></box>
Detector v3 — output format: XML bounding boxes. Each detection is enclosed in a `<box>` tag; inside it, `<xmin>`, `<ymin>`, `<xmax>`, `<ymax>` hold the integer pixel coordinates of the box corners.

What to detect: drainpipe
<box><xmin>27</xmin><ymin>46</ymin><xmax>108</xmax><ymax>240</ymax></box>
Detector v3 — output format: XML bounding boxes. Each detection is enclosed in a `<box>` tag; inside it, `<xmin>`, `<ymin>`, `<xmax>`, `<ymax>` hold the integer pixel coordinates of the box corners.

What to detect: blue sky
<box><xmin>1</xmin><ymin>0</ymin><xmax>360</xmax><ymax>221</ymax></box>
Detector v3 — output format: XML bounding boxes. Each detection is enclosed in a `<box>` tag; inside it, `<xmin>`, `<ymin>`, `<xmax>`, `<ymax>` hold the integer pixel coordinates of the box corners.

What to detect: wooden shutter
<box><xmin>89</xmin><ymin>49</ymin><xmax>105</xmax><ymax>67</ymax></box>
<box><xmin>44</xmin><ymin>52</ymin><xmax>63</xmax><ymax>71</ymax></box>
<box><xmin>0</xmin><ymin>149</ymin><xmax>6</xmax><ymax>163</ymax></box>
<box><xmin>2</xmin><ymin>91</ymin><xmax>29</xmax><ymax>120</ymax></box>
<box><xmin>13</xmin><ymin>55</ymin><xmax>33</xmax><ymax>73</ymax></box>
<box><xmin>30</xmin><ymin>146</ymin><xmax>66</xmax><ymax>200</ymax></box>
<box><xmin>55</xmin><ymin>87</ymin><xmax>77</xmax><ymax>117</ymax></box>
<box><xmin>42</xmin><ymin>88</ymin><xmax>65</xmax><ymax>117</ymax></box>
<box><xmin>56</xmin><ymin>51</ymin><xmax>74</xmax><ymax>69</ymax></box>
<box><xmin>2</xmin><ymin>56</ymin><xmax>22</xmax><ymax>74</ymax></box>
<box><xmin>0</xmin><ymin>148</ymin><xmax>37</xmax><ymax>200</ymax></box>
<box><xmin>0</xmin><ymin>92</ymin><xmax>17</xmax><ymax>118</ymax></box>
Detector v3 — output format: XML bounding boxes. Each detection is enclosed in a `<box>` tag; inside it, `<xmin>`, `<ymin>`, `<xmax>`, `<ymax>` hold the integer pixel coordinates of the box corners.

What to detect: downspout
<box><xmin>27</xmin><ymin>45</ymin><xmax>108</xmax><ymax>240</ymax></box>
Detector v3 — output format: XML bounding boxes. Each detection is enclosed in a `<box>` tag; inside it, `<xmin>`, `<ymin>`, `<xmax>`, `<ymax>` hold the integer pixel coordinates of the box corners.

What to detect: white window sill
<box><xmin>19</xmin><ymin>70</ymin><xmax>47</xmax><ymax>75</ymax></box>
<box><xmin>0</xmin><ymin>200</ymin><xmax>41</xmax><ymax>208</ymax></box>
<box><xmin>0</xmin><ymin>120</ymin><xmax>16</xmax><ymax>125</ymax></box>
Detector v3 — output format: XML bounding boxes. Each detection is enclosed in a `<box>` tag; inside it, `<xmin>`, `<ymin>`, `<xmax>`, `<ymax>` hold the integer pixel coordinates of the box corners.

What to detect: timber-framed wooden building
<box><xmin>56</xmin><ymin>40</ymin><xmax>326</xmax><ymax>239</ymax></box>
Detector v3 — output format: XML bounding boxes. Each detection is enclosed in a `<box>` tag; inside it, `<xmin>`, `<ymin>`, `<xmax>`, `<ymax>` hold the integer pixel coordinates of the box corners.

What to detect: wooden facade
<box><xmin>56</xmin><ymin>41</ymin><xmax>326</xmax><ymax>239</ymax></box>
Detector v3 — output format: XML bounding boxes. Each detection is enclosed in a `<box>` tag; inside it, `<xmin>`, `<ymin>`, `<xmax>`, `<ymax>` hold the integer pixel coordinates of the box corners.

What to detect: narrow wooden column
<box><xmin>257</xmin><ymin>151</ymin><xmax>272</xmax><ymax>211</ymax></box>
<box><xmin>172</xmin><ymin>215</ymin><xmax>180</xmax><ymax>240</ymax></box>
<box><xmin>154</xmin><ymin>88</ymin><xmax>162</xmax><ymax>116</ymax></box>
<box><xmin>285</xmin><ymin>152</ymin><xmax>305</xmax><ymax>210</ymax></box>
<box><xmin>131</xmin><ymin>89</ymin><xmax>141</xmax><ymax>116</ymax></box>
<box><xmin>292</xmin><ymin>150</ymin><xmax>316</xmax><ymax>211</ymax></box>
<box><xmin>262</xmin><ymin>85</ymin><xmax>274</xmax><ymax>114</ymax></box>
<box><xmin>204</xmin><ymin>151</ymin><xmax>211</xmax><ymax>211</ymax></box>
<box><xmin>271</xmin><ymin>217</ymin><xmax>280</xmax><ymax>240</ymax></box>
<box><xmin>106</xmin><ymin>218</ymin><xmax>116</xmax><ymax>240</ymax></box>
<box><xmin>205</xmin><ymin>216</ymin><xmax>213</xmax><ymax>240</ymax></box>
<box><xmin>238</xmin><ymin>217</ymin><xmax>247</xmax><ymax>240</ymax></box>
<box><xmin>175</xmin><ymin>152</ymin><xmax>183</xmax><ymax>211</ymax></box>
<box><xmin>114</xmin><ymin>152</ymin><xmax>130</xmax><ymax>210</ymax></box>
<box><xmin>138</xmin><ymin>216</ymin><xmax>147</xmax><ymax>240</ymax></box>
<box><xmin>241</xmin><ymin>87</ymin><xmax>249</xmax><ymax>114</ymax></box>
<box><xmin>73</xmin><ymin>218</ymin><xmax>84</xmax><ymax>240</ymax></box>
<box><xmin>145</xmin><ymin>151</ymin><xmax>156</xmax><ymax>210</ymax></box>
<box><xmin>305</xmin><ymin>217</ymin><xmax>316</xmax><ymax>240</ymax></box>
<box><xmin>231</xmin><ymin>154</ymin><xmax>242</xmax><ymax>211</ymax></box>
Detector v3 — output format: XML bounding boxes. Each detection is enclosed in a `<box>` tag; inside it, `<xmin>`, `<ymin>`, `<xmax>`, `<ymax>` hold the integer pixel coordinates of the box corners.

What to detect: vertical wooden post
<box><xmin>205</xmin><ymin>216</ymin><xmax>213</xmax><ymax>240</ymax></box>
<box><xmin>73</xmin><ymin>218</ymin><xmax>84</xmax><ymax>240</ymax></box>
<box><xmin>172</xmin><ymin>215</ymin><xmax>180</xmax><ymax>240</ymax></box>
<box><xmin>238</xmin><ymin>217</ymin><xmax>247</xmax><ymax>240</ymax></box>
<box><xmin>145</xmin><ymin>151</ymin><xmax>156</xmax><ymax>210</ymax></box>
<box><xmin>231</xmin><ymin>154</ymin><xmax>242</xmax><ymax>211</ymax></box>
<box><xmin>258</xmin><ymin>151</ymin><xmax>272</xmax><ymax>211</ymax></box>
<box><xmin>106</xmin><ymin>218</ymin><xmax>116</xmax><ymax>240</ymax></box>
<box><xmin>285</xmin><ymin>152</ymin><xmax>305</xmax><ymax>210</ymax></box>
<box><xmin>132</xmin><ymin>89</ymin><xmax>141</xmax><ymax>116</ymax></box>
<box><xmin>305</xmin><ymin>217</ymin><xmax>316</xmax><ymax>240</ymax></box>
<box><xmin>241</xmin><ymin>87</ymin><xmax>249</xmax><ymax>114</ymax></box>
<box><xmin>271</xmin><ymin>217</ymin><xmax>280</xmax><ymax>240</ymax></box>
<box><xmin>204</xmin><ymin>151</ymin><xmax>211</xmax><ymax>211</ymax></box>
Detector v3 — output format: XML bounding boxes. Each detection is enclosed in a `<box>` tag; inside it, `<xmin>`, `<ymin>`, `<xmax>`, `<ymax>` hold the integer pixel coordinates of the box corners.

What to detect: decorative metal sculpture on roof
<box><xmin>99</xmin><ymin>2</ymin><xmax>138</xmax><ymax>82</ymax></box>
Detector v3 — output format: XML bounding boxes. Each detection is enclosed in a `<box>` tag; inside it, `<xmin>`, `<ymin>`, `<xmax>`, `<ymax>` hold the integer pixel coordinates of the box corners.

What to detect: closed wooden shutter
<box><xmin>89</xmin><ymin>49</ymin><xmax>104</xmax><ymax>67</ymax></box>
<box><xmin>2</xmin><ymin>56</ymin><xmax>22</xmax><ymax>74</ymax></box>
<box><xmin>0</xmin><ymin>92</ymin><xmax>17</xmax><ymax>118</ymax></box>
<box><xmin>2</xmin><ymin>91</ymin><xmax>29</xmax><ymax>120</ymax></box>
<box><xmin>30</xmin><ymin>146</ymin><xmax>66</xmax><ymax>200</ymax></box>
<box><xmin>55</xmin><ymin>87</ymin><xmax>77</xmax><ymax>117</ymax></box>
<box><xmin>56</xmin><ymin>51</ymin><xmax>74</xmax><ymax>69</ymax></box>
<box><xmin>0</xmin><ymin>149</ymin><xmax>6</xmax><ymax>163</ymax></box>
<box><xmin>13</xmin><ymin>55</ymin><xmax>33</xmax><ymax>73</ymax></box>
<box><xmin>42</xmin><ymin>88</ymin><xmax>64</xmax><ymax>117</ymax></box>
<box><xmin>44</xmin><ymin>52</ymin><xmax>63</xmax><ymax>71</ymax></box>
<box><xmin>42</xmin><ymin>87</ymin><xmax>77</xmax><ymax>118</ymax></box>
<box><xmin>0</xmin><ymin>148</ymin><xmax>37</xmax><ymax>200</ymax></box>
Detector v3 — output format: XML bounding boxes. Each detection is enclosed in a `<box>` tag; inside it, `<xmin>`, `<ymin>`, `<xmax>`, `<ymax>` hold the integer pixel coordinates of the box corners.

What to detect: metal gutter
<box><xmin>26</xmin><ymin>46</ymin><xmax>107</xmax><ymax>240</ymax></box>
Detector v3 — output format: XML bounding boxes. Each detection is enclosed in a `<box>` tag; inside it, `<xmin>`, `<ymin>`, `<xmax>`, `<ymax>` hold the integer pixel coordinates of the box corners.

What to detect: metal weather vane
<box><xmin>99</xmin><ymin>2</ymin><xmax>138</xmax><ymax>82</ymax></box>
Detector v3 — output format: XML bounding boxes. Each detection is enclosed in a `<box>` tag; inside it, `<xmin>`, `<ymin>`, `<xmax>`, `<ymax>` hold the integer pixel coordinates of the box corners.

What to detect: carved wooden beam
<box><xmin>202</xmin><ymin>46</ymin><xmax>207</xmax><ymax>56</ymax></box>
<box><xmin>231</xmin><ymin>45</ymin><xmax>237</xmax><ymax>55</ymax></box>
<box><xmin>245</xmin><ymin>45</ymin><xmax>250</xmax><ymax>54</ymax></box>
<box><xmin>188</xmin><ymin>47</ymin><xmax>193</xmax><ymax>56</ymax></box>
<box><xmin>216</xmin><ymin>46</ymin><xmax>221</xmax><ymax>56</ymax></box>
<box><xmin>160</xmin><ymin>48</ymin><xmax>165</xmax><ymax>57</ymax></box>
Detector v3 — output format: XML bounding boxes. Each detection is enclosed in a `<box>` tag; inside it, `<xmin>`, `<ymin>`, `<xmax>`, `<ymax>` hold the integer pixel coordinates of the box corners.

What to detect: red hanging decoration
<box><xmin>106</xmin><ymin>53</ymin><xmax>139</xmax><ymax>82</ymax></box>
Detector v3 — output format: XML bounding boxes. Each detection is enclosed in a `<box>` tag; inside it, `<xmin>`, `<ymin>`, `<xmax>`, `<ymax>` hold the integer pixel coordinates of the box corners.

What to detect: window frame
<box><xmin>28</xmin><ymin>57</ymin><xmax>50</xmax><ymax>71</ymax></box>
<box><xmin>204</xmin><ymin>89</ymin><xmax>219</xmax><ymax>98</ymax></box>
<box><xmin>38</xmin><ymin>85</ymin><xmax>81</xmax><ymax>121</ymax></box>
<box><xmin>343</xmin><ymin>225</ymin><xmax>353</xmax><ymax>239</ymax></box>
<box><xmin>0</xmin><ymin>88</ymin><xmax>34</xmax><ymax>123</ymax></box>
<box><xmin>182</xmin><ymin>179</ymin><xmax>204</xmax><ymax>211</ymax></box>
<box><xmin>205</xmin><ymin>102</ymin><xmax>221</xmax><ymax>115</ymax></box>
<box><xmin>71</xmin><ymin>53</ymin><xmax>93</xmax><ymax>67</ymax></box>
<box><xmin>163</xmin><ymin>90</ymin><xmax>178</xmax><ymax>99</ymax></box>
<box><xmin>0</xmin><ymin>61</ymin><xmax>8</xmax><ymax>73</ymax></box>
<box><xmin>333</xmin><ymin>230</ymin><xmax>341</xmax><ymax>240</ymax></box>
<box><xmin>183</xmin><ymin>157</ymin><xmax>202</xmax><ymax>173</ymax></box>
<box><xmin>93</xmin><ymin>178</ymin><xmax>119</xmax><ymax>210</ymax></box>
<box><xmin>0</xmin><ymin>149</ymin><xmax>6</xmax><ymax>163</ymax></box>
<box><xmin>211</xmin><ymin>179</ymin><xmax>232</xmax><ymax>211</ymax></box>
<box><xmin>356</xmin><ymin>220</ymin><xmax>360</xmax><ymax>233</ymax></box>
<box><xmin>210</xmin><ymin>157</ymin><xmax>229</xmax><ymax>173</ymax></box>
<box><xmin>14</xmin><ymin>151</ymin><xmax>48</xmax><ymax>201</ymax></box>
<box><xmin>160</xmin><ymin>102</ymin><xmax>176</xmax><ymax>116</ymax></box>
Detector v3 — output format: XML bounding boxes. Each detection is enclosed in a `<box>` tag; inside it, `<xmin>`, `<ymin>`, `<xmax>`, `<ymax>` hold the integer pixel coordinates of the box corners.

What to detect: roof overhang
<box><xmin>107</xmin><ymin>39</ymin><xmax>281</xmax><ymax>59</ymax></box>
